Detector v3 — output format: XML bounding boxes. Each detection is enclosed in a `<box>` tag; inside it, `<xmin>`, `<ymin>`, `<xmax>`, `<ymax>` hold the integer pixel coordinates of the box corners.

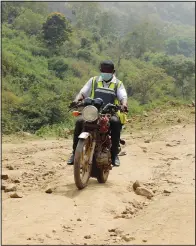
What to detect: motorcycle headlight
<box><xmin>82</xmin><ymin>105</ymin><xmax>98</xmax><ymax>122</ymax></box>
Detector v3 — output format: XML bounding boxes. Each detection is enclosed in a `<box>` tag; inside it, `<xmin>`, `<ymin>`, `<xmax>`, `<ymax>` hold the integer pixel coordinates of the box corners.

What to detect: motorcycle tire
<box><xmin>74</xmin><ymin>138</ymin><xmax>92</xmax><ymax>190</ymax></box>
<box><xmin>96</xmin><ymin>168</ymin><xmax>109</xmax><ymax>183</ymax></box>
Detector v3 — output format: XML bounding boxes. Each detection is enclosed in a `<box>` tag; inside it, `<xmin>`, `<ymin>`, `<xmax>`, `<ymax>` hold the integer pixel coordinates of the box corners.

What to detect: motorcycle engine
<box><xmin>96</xmin><ymin>148</ymin><xmax>111</xmax><ymax>166</ymax></box>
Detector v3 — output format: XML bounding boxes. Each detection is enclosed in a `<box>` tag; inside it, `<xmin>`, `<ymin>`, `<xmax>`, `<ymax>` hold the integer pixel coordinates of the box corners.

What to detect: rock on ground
<box><xmin>121</xmin><ymin>235</ymin><xmax>135</xmax><ymax>242</ymax></box>
<box><xmin>1</xmin><ymin>174</ymin><xmax>9</xmax><ymax>180</ymax></box>
<box><xmin>5</xmin><ymin>184</ymin><xmax>17</xmax><ymax>192</ymax></box>
<box><xmin>84</xmin><ymin>235</ymin><xmax>91</xmax><ymax>239</ymax></box>
<box><xmin>135</xmin><ymin>187</ymin><xmax>154</xmax><ymax>199</ymax></box>
<box><xmin>133</xmin><ymin>180</ymin><xmax>141</xmax><ymax>191</ymax></box>
<box><xmin>10</xmin><ymin>192</ymin><xmax>23</xmax><ymax>198</ymax></box>
<box><xmin>45</xmin><ymin>188</ymin><xmax>53</xmax><ymax>194</ymax></box>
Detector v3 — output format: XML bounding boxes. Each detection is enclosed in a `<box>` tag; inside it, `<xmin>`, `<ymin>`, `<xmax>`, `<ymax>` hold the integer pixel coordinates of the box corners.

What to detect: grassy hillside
<box><xmin>2</xmin><ymin>2</ymin><xmax>195</xmax><ymax>136</ymax></box>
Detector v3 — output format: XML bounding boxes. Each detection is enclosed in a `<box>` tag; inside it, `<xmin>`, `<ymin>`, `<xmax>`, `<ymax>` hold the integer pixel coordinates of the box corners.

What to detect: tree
<box><xmin>123</xmin><ymin>21</ymin><xmax>165</xmax><ymax>58</ymax></box>
<box><xmin>98</xmin><ymin>11</ymin><xmax>117</xmax><ymax>37</ymax></box>
<box><xmin>2</xmin><ymin>2</ymin><xmax>23</xmax><ymax>24</ymax></box>
<box><xmin>165</xmin><ymin>37</ymin><xmax>195</xmax><ymax>57</ymax></box>
<box><xmin>165</xmin><ymin>38</ymin><xmax>179</xmax><ymax>55</ymax></box>
<box><xmin>108</xmin><ymin>20</ymin><xmax>166</xmax><ymax>71</ymax></box>
<box><xmin>80</xmin><ymin>37</ymin><xmax>91</xmax><ymax>49</ymax></box>
<box><xmin>68</xmin><ymin>2</ymin><xmax>101</xmax><ymax>30</ymax></box>
<box><xmin>178</xmin><ymin>37</ymin><xmax>195</xmax><ymax>57</ymax></box>
<box><xmin>170</xmin><ymin>57</ymin><xmax>195</xmax><ymax>98</ymax></box>
<box><xmin>13</xmin><ymin>9</ymin><xmax>44</xmax><ymax>36</ymax></box>
<box><xmin>22</xmin><ymin>2</ymin><xmax>48</xmax><ymax>16</ymax></box>
<box><xmin>145</xmin><ymin>53</ymin><xmax>195</xmax><ymax>99</ymax></box>
<box><xmin>42</xmin><ymin>12</ymin><xmax>72</xmax><ymax>48</ymax></box>
<box><xmin>131</xmin><ymin>66</ymin><xmax>166</xmax><ymax>104</ymax></box>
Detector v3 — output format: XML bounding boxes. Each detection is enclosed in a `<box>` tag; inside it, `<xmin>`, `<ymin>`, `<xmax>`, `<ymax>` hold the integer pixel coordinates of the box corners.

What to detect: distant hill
<box><xmin>2</xmin><ymin>2</ymin><xmax>195</xmax><ymax>135</ymax></box>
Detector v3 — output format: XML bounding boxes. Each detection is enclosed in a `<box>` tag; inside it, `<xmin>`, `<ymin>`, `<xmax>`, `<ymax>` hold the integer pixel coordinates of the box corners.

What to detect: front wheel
<box><xmin>74</xmin><ymin>138</ymin><xmax>92</xmax><ymax>189</ymax></box>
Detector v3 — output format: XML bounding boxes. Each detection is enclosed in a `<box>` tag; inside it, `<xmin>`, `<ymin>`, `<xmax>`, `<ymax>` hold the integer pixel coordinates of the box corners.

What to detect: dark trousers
<box><xmin>72</xmin><ymin>116</ymin><xmax>122</xmax><ymax>159</ymax></box>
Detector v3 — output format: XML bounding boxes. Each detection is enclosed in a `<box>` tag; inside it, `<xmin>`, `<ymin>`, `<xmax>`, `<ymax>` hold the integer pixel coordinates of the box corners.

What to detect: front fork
<box><xmin>89</xmin><ymin>140</ymin><xmax>96</xmax><ymax>164</ymax></box>
<box><xmin>78</xmin><ymin>131</ymin><xmax>96</xmax><ymax>164</ymax></box>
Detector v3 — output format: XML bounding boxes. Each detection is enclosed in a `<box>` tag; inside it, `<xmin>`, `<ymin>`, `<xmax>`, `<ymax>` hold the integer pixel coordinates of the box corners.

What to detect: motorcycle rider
<box><xmin>67</xmin><ymin>60</ymin><xmax>128</xmax><ymax>167</ymax></box>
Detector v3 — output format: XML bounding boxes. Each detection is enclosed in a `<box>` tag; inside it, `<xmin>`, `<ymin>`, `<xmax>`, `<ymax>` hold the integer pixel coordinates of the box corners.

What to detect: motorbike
<box><xmin>69</xmin><ymin>97</ymin><xmax>126</xmax><ymax>190</ymax></box>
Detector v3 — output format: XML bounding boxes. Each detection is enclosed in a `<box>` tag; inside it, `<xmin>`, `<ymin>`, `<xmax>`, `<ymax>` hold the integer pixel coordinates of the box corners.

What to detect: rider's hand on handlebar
<box><xmin>120</xmin><ymin>105</ymin><xmax>128</xmax><ymax>113</ymax></box>
<box><xmin>69</xmin><ymin>101</ymin><xmax>78</xmax><ymax>109</ymax></box>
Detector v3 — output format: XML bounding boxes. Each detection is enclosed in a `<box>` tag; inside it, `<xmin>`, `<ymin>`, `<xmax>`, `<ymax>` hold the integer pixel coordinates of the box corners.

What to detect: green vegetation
<box><xmin>2</xmin><ymin>2</ymin><xmax>195</xmax><ymax>136</ymax></box>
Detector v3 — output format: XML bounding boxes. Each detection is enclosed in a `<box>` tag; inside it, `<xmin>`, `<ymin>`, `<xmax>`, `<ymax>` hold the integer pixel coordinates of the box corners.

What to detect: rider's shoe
<box><xmin>67</xmin><ymin>153</ymin><xmax>74</xmax><ymax>165</ymax></box>
<box><xmin>112</xmin><ymin>155</ymin><xmax>120</xmax><ymax>167</ymax></box>
<box><xmin>118</xmin><ymin>145</ymin><xmax>121</xmax><ymax>154</ymax></box>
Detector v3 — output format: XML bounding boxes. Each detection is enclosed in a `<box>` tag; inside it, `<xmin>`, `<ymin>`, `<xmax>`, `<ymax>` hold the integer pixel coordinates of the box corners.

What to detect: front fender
<box><xmin>78</xmin><ymin>132</ymin><xmax>91</xmax><ymax>139</ymax></box>
<box><xmin>78</xmin><ymin>132</ymin><xmax>95</xmax><ymax>164</ymax></box>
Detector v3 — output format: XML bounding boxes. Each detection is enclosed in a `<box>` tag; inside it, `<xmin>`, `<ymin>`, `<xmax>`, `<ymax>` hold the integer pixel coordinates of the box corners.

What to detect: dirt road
<box><xmin>2</xmin><ymin>123</ymin><xmax>195</xmax><ymax>245</ymax></box>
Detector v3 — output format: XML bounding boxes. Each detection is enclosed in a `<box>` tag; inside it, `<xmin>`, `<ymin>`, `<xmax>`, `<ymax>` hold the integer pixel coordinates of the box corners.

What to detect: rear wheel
<box><xmin>74</xmin><ymin>138</ymin><xmax>92</xmax><ymax>190</ymax></box>
<box><xmin>97</xmin><ymin>168</ymin><xmax>109</xmax><ymax>183</ymax></box>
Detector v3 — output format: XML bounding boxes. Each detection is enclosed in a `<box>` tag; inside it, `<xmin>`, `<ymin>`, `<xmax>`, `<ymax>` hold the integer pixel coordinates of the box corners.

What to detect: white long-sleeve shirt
<box><xmin>80</xmin><ymin>75</ymin><xmax>127</xmax><ymax>102</ymax></box>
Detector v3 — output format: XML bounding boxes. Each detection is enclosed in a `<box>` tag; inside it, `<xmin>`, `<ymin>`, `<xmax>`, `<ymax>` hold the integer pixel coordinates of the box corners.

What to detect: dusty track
<box><xmin>2</xmin><ymin>123</ymin><xmax>195</xmax><ymax>245</ymax></box>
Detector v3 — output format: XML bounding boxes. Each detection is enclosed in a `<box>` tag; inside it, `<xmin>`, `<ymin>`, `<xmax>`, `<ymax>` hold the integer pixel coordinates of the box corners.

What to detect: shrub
<box><xmin>48</xmin><ymin>57</ymin><xmax>69</xmax><ymax>79</ymax></box>
<box><xmin>77</xmin><ymin>49</ymin><xmax>92</xmax><ymax>61</ymax></box>
<box><xmin>13</xmin><ymin>9</ymin><xmax>44</xmax><ymax>35</ymax></box>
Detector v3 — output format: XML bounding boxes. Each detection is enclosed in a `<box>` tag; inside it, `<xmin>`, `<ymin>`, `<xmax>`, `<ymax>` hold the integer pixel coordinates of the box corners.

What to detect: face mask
<box><xmin>101</xmin><ymin>73</ymin><xmax>113</xmax><ymax>82</ymax></box>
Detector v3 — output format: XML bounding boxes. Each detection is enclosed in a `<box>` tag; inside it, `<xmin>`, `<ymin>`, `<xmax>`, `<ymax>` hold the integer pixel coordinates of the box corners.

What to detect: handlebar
<box><xmin>102</xmin><ymin>103</ymin><xmax>120</xmax><ymax>113</ymax></box>
<box><xmin>68</xmin><ymin>102</ymin><xmax>84</xmax><ymax>112</ymax></box>
<box><xmin>68</xmin><ymin>101</ymin><xmax>128</xmax><ymax>113</ymax></box>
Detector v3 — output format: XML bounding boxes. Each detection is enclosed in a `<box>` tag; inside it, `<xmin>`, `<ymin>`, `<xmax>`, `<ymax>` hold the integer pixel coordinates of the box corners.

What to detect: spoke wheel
<box><xmin>97</xmin><ymin>168</ymin><xmax>110</xmax><ymax>183</ymax></box>
<box><xmin>74</xmin><ymin>138</ymin><xmax>92</xmax><ymax>189</ymax></box>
